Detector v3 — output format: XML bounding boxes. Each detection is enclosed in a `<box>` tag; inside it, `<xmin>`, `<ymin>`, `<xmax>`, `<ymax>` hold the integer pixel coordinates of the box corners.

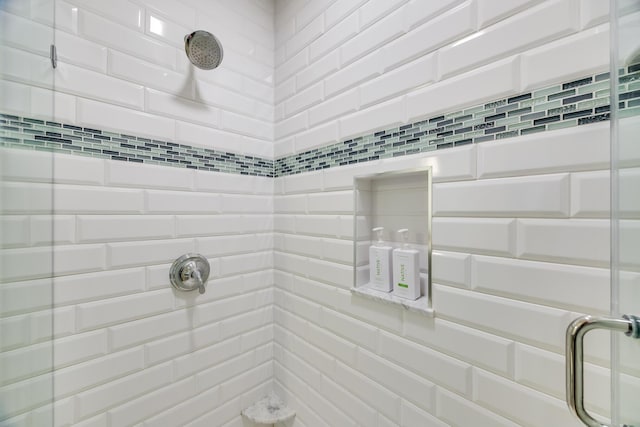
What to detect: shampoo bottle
<box><xmin>369</xmin><ymin>227</ymin><xmax>393</xmax><ymax>292</ymax></box>
<box><xmin>393</xmin><ymin>229</ymin><xmax>420</xmax><ymax>300</ymax></box>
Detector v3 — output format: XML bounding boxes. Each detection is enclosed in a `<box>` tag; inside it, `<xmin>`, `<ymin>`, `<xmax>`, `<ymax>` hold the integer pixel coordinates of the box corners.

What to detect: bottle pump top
<box><xmin>398</xmin><ymin>228</ymin><xmax>409</xmax><ymax>249</ymax></box>
<box><xmin>372</xmin><ymin>227</ymin><xmax>384</xmax><ymax>244</ymax></box>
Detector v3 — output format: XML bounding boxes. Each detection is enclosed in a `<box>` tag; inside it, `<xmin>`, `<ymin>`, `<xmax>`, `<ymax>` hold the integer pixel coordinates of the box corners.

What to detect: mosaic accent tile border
<box><xmin>0</xmin><ymin>117</ymin><xmax>275</xmax><ymax>177</ymax></box>
<box><xmin>1</xmin><ymin>64</ymin><xmax>639</xmax><ymax>178</ymax></box>
<box><xmin>275</xmin><ymin>63</ymin><xmax>640</xmax><ymax>176</ymax></box>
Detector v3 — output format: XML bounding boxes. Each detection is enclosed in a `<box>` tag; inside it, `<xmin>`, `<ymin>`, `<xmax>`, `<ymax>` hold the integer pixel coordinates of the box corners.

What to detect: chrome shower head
<box><xmin>184</xmin><ymin>30</ymin><xmax>223</xmax><ymax>70</ymax></box>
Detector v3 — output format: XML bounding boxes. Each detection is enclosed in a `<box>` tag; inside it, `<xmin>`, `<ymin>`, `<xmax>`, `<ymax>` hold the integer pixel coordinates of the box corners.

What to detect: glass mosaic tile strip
<box><xmin>0</xmin><ymin>117</ymin><xmax>274</xmax><ymax>177</ymax></box>
<box><xmin>1</xmin><ymin>63</ymin><xmax>639</xmax><ymax>178</ymax></box>
<box><xmin>274</xmin><ymin>63</ymin><xmax>640</xmax><ymax>177</ymax></box>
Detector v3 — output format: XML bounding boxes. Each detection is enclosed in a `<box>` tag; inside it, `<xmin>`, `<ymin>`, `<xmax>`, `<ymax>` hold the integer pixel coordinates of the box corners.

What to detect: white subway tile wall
<box><xmin>0</xmin><ymin>0</ymin><xmax>275</xmax><ymax>158</ymax></box>
<box><xmin>0</xmin><ymin>149</ymin><xmax>275</xmax><ymax>425</ymax></box>
<box><xmin>272</xmin><ymin>2</ymin><xmax>638</xmax><ymax>427</ymax></box>
<box><xmin>2</xmin><ymin>1</ymin><xmax>640</xmax><ymax>427</ymax></box>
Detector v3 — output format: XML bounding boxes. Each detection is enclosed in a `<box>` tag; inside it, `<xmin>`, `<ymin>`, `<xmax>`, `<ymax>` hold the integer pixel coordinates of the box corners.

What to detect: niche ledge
<box><xmin>351</xmin><ymin>284</ymin><xmax>434</xmax><ymax>317</ymax></box>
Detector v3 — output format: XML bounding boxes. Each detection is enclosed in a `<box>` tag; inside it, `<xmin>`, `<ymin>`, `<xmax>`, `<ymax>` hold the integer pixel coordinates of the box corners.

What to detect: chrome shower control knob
<box><xmin>180</xmin><ymin>262</ymin><xmax>195</xmax><ymax>281</ymax></box>
<box><xmin>170</xmin><ymin>254</ymin><xmax>210</xmax><ymax>294</ymax></box>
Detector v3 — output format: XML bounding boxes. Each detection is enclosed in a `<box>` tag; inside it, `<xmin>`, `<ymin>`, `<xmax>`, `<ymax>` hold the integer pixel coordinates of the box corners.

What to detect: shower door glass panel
<box><xmin>0</xmin><ymin>0</ymin><xmax>55</xmax><ymax>425</ymax></box>
<box><xmin>612</xmin><ymin>1</ymin><xmax>640</xmax><ymax>425</ymax></box>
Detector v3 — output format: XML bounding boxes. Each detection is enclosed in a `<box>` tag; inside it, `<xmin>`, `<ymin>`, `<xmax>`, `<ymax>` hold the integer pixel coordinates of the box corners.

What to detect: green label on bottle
<box><xmin>397</xmin><ymin>283</ymin><xmax>408</xmax><ymax>288</ymax></box>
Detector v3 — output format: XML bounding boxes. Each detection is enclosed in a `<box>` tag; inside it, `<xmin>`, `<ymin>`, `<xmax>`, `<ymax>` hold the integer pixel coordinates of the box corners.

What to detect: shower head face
<box><xmin>184</xmin><ymin>30</ymin><xmax>223</xmax><ymax>70</ymax></box>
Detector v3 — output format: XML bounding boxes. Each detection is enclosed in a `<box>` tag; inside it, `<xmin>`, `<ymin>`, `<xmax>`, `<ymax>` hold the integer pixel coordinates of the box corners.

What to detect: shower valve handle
<box><xmin>170</xmin><ymin>254</ymin><xmax>210</xmax><ymax>294</ymax></box>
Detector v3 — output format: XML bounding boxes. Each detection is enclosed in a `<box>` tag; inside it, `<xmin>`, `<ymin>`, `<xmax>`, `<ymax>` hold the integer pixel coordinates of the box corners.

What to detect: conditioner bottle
<box><xmin>392</xmin><ymin>228</ymin><xmax>420</xmax><ymax>300</ymax></box>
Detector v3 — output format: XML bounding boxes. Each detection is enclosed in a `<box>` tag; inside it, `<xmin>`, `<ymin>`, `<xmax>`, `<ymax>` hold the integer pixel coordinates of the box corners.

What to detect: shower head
<box><xmin>184</xmin><ymin>30</ymin><xmax>223</xmax><ymax>70</ymax></box>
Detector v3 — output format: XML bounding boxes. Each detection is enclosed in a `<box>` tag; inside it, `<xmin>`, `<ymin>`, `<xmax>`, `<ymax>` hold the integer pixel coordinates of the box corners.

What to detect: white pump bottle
<box><xmin>369</xmin><ymin>227</ymin><xmax>393</xmax><ymax>292</ymax></box>
<box><xmin>393</xmin><ymin>229</ymin><xmax>421</xmax><ymax>300</ymax></box>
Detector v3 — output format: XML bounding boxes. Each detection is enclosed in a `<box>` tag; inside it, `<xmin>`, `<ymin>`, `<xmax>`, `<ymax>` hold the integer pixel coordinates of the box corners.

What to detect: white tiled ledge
<box><xmin>351</xmin><ymin>284</ymin><xmax>435</xmax><ymax>317</ymax></box>
<box><xmin>241</xmin><ymin>392</ymin><xmax>296</xmax><ymax>426</ymax></box>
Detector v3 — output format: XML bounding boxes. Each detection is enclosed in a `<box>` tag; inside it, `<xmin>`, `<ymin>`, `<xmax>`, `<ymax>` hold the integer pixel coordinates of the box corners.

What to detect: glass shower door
<box><xmin>567</xmin><ymin>2</ymin><xmax>640</xmax><ymax>426</ymax></box>
<box><xmin>611</xmin><ymin>0</ymin><xmax>640</xmax><ymax>425</ymax></box>
<box><xmin>0</xmin><ymin>0</ymin><xmax>55</xmax><ymax>424</ymax></box>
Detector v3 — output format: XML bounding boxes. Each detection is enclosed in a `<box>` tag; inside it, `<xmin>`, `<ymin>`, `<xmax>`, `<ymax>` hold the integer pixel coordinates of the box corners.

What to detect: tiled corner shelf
<box><xmin>352</xmin><ymin>168</ymin><xmax>434</xmax><ymax>317</ymax></box>
<box><xmin>241</xmin><ymin>393</ymin><xmax>296</xmax><ymax>425</ymax></box>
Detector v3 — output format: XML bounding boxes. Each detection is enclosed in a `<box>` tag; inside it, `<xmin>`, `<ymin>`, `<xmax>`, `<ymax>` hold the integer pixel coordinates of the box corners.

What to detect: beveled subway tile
<box><xmin>3</xmin><ymin>64</ymin><xmax>640</xmax><ymax>178</ymax></box>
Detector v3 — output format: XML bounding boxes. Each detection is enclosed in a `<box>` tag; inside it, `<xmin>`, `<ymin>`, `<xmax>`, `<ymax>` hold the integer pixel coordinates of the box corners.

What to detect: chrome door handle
<box><xmin>566</xmin><ymin>314</ymin><xmax>640</xmax><ymax>427</ymax></box>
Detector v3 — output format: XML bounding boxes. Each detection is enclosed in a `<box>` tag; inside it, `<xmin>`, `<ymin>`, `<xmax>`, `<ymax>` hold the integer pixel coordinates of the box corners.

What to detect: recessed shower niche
<box><xmin>352</xmin><ymin>167</ymin><xmax>434</xmax><ymax>316</ymax></box>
